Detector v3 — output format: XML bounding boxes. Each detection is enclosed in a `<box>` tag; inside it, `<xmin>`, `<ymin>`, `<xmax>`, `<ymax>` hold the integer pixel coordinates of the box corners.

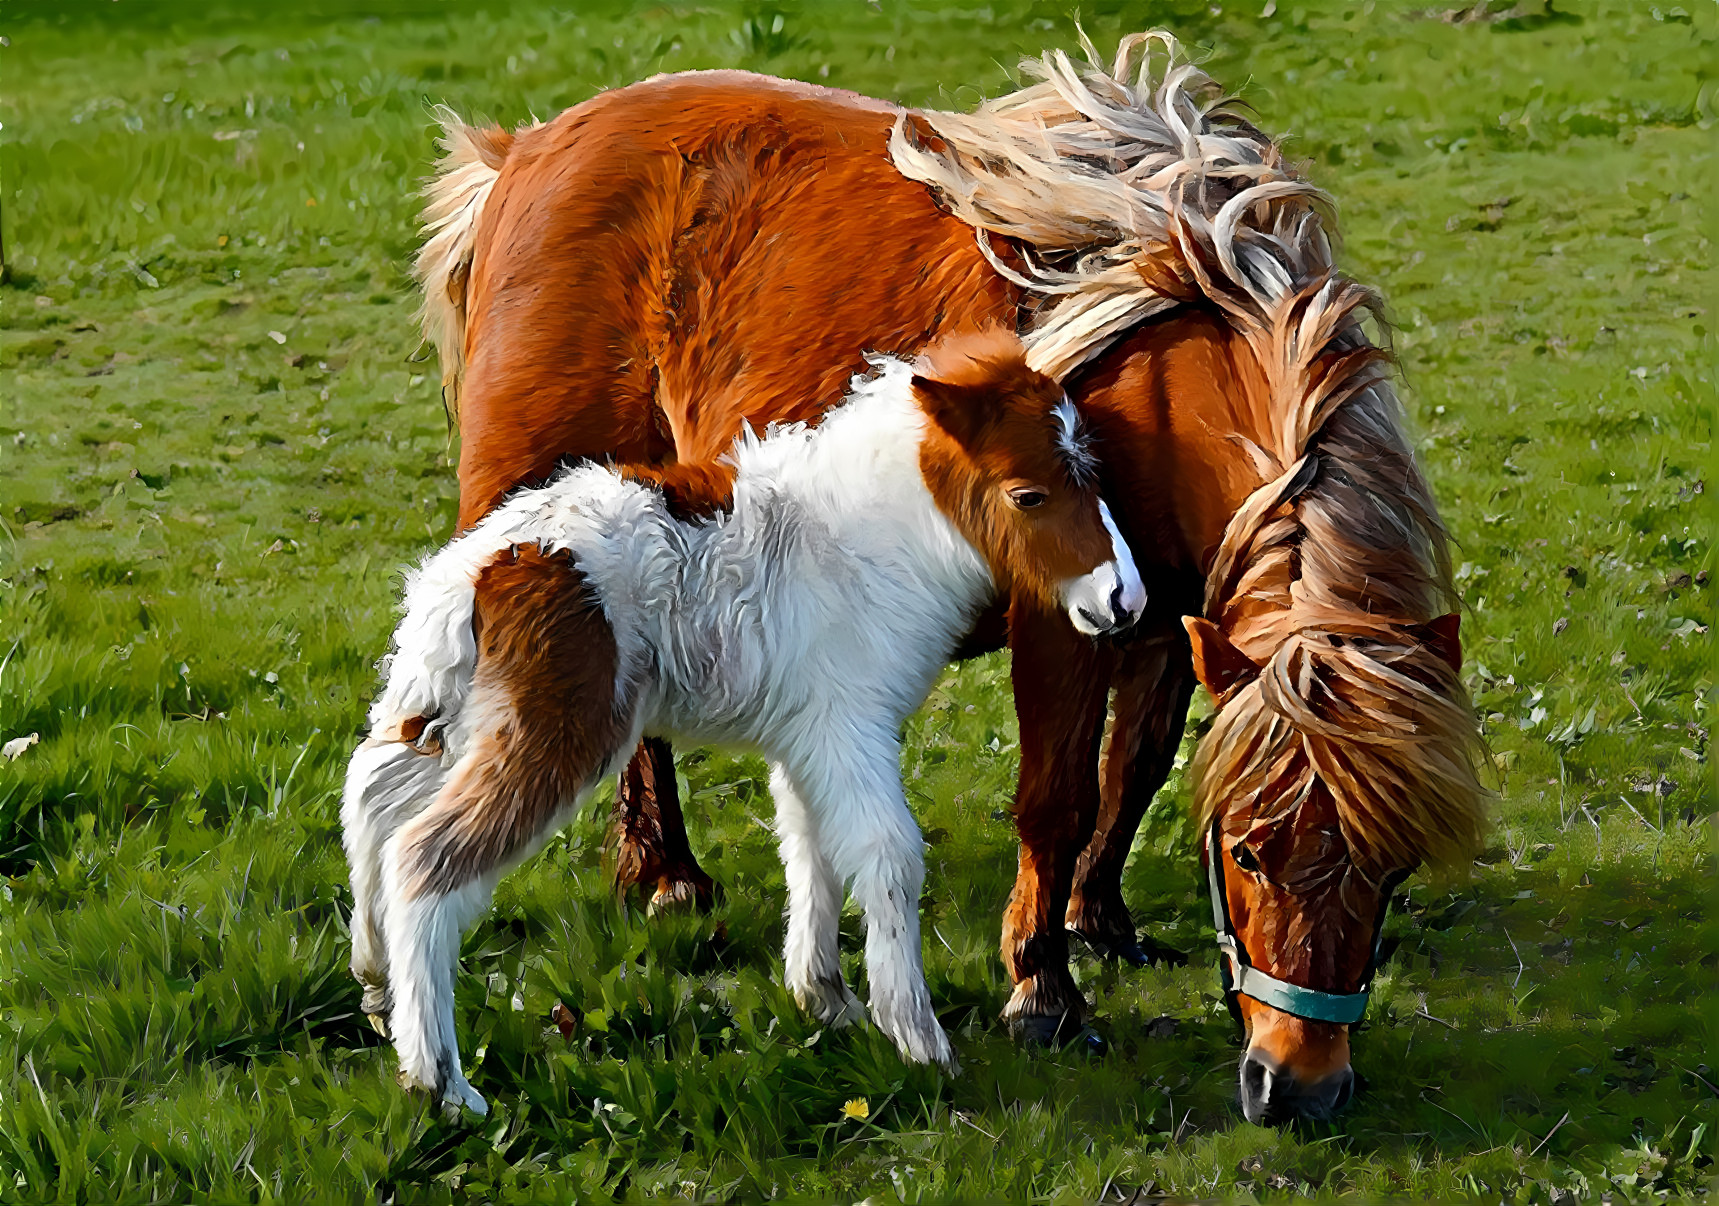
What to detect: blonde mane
<box><xmin>891</xmin><ymin>33</ymin><xmax>1487</xmax><ymax>874</ymax></box>
<box><xmin>414</xmin><ymin>107</ymin><xmax>531</xmax><ymax>416</ymax></box>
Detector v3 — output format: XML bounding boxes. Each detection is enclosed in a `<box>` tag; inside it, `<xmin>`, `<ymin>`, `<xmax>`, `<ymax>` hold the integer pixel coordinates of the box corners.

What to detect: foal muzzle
<box><xmin>1064</xmin><ymin>502</ymin><xmax>1146</xmax><ymax>635</ymax></box>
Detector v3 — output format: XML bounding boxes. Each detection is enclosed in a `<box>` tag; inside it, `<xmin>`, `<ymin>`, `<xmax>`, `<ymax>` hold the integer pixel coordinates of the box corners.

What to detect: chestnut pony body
<box><xmin>343</xmin><ymin>337</ymin><xmax>1143</xmax><ymax>1114</ymax></box>
<box><xmin>417</xmin><ymin>35</ymin><xmax>1485</xmax><ymax>1122</ymax></box>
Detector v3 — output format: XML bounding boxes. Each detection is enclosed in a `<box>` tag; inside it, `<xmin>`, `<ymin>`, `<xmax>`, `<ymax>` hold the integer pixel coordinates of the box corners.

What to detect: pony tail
<box><xmin>414</xmin><ymin>107</ymin><xmax>519</xmax><ymax>422</ymax></box>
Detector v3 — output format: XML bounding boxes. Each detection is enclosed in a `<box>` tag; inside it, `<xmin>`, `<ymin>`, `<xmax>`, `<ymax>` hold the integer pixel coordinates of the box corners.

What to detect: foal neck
<box><xmin>726</xmin><ymin>359</ymin><xmax>985</xmax><ymax>578</ymax></box>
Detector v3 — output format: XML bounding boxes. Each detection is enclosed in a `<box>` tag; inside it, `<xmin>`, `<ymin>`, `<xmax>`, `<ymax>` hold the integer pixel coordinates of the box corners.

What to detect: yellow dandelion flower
<box><xmin>841</xmin><ymin>1098</ymin><xmax>870</xmax><ymax>1121</ymax></box>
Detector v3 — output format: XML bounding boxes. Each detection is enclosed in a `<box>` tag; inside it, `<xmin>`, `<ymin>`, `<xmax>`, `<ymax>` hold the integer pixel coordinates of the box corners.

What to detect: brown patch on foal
<box><xmin>617</xmin><ymin>459</ymin><xmax>738</xmax><ymax>523</ymax></box>
<box><xmin>912</xmin><ymin>328</ymin><xmax>1113</xmax><ymax>617</ymax></box>
<box><xmin>395</xmin><ymin>545</ymin><xmax>631</xmax><ymax>899</ymax></box>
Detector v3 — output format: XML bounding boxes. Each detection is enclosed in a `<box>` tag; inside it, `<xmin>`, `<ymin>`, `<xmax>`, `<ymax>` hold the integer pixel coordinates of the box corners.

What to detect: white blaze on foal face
<box><xmin>910</xmin><ymin>333</ymin><xmax>1146</xmax><ymax>636</ymax></box>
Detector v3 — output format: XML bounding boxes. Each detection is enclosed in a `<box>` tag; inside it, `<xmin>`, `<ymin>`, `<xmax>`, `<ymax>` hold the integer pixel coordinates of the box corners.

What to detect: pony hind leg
<box><xmin>382</xmin><ymin>544</ymin><xmax>635</xmax><ymax>1116</ymax></box>
<box><xmin>771</xmin><ymin>764</ymin><xmax>864</xmax><ymax>1028</ymax></box>
<box><xmin>610</xmin><ymin>735</ymin><xmax>716</xmax><ymax>915</ymax></box>
<box><xmin>1067</xmin><ymin>627</ymin><xmax>1196</xmax><ymax>966</ymax></box>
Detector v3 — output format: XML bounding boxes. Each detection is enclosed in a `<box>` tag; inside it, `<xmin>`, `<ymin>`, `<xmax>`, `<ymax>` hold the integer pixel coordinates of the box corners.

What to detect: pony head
<box><xmin>1180</xmin><ymin>302</ymin><xmax>1489</xmax><ymax>1122</ymax></box>
<box><xmin>911</xmin><ymin>328</ymin><xmax>1144</xmax><ymax>636</ymax></box>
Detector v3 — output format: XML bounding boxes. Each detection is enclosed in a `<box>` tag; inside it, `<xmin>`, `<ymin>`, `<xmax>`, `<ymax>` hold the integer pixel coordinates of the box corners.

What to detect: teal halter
<box><xmin>1205</xmin><ymin>820</ymin><xmax>1398</xmax><ymax>1026</ymax></box>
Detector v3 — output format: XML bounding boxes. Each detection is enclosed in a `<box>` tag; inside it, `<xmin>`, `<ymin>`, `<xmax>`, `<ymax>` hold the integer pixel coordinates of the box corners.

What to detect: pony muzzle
<box><xmin>1063</xmin><ymin>501</ymin><xmax>1146</xmax><ymax>636</ymax></box>
<box><xmin>1237</xmin><ymin>1006</ymin><xmax>1355</xmax><ymax>1124</ymax></box>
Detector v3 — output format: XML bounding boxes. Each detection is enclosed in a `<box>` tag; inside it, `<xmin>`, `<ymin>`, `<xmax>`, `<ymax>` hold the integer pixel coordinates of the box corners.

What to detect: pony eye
<box><xmin>1230</xmin><ymin>842</ymin><xmax>1260</xmax><ymax>873</ymax></box>
<box><xmin>1008</xmin><ymin>486</ymin><xmax>1049</xmax><ymax>510</ymax></box>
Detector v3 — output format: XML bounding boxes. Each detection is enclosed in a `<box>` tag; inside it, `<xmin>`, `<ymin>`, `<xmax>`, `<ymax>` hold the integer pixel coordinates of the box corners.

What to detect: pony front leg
<box><xmin>999</xmin><ymin>600</ymin><xmax>1113</xmax><ymax>1043</ymax></box>
<box><xmin>771</xmin><ymin>764</ymin><xmax>864</xmax><ymax>1028</ymax></box>
<box><xmin>795</xmin><ymin>747</ymin><xmax>955</xmax><ymax>1072</ymax></box>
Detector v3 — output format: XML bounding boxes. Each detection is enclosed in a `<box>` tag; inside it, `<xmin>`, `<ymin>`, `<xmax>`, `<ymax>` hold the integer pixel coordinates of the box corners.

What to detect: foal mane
<box><xmin>891</xmin><ymin>32</ymin><xmax>1487</xmax><ymax>875</ymax></box>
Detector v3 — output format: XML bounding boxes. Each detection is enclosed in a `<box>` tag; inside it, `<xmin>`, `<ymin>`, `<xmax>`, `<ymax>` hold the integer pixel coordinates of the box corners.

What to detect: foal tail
<box><xmin>415</xmin><ymin>107</ymin><xmax>517</xmax><ymax>419</ymax></box>
<box><xmin>344</xmin><ymin>540</ymin><xmax>639</xmax><ymax>1106</ymax></box>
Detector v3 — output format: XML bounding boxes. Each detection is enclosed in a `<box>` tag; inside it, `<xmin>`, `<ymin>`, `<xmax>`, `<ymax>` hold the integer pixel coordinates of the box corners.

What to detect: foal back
<box><xmin>453</xmin><ymin>71</ymin><xmax>1014</xmax><ymax>527</ymax></box>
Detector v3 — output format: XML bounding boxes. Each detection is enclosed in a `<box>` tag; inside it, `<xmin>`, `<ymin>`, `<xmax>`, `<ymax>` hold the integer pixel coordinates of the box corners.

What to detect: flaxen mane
<box><xmin>891</xmin><ymin>32</ymin><xmax>1487</xmax><ymax>876</ymax></box>
<box><xmin>413</xmin><ymin>106</ymin><xmax>530</xmax><ymax>415</ymax></box>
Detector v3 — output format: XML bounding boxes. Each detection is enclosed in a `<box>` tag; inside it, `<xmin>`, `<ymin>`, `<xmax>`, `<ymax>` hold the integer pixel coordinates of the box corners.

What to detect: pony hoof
<box><xmin>399</xmin><ymin>1068</ymin><xmax>489</xmax><ymax>1120</ymax></box>
<box><xmin>1008</xmin><ymin>1011</ymin><xmax>1090</xmax><ymax>1050</ymax></box>
<box><xmin>1072</xmin><ymin>1027</ymin><xmax>1108</xmax><ymax>1057</ymax></box>
<box><xmin>360</xmin><ymin>982</ymin><xmax>391</xmax><ymax>1015</ymax></box>
<box><xmin>892</xmin><ymin>1024</ymin><xmax>960</xmax><ymax>1075</ymax></box>
<box><xmin>646</xmin><ymin>880</ymin><xmax>699</xmax><ymax>917</ymax></box>
<box><xmin>794</xmin><ymin>979</ymin><xmax>867</xmax><ymax>1029</ymax></box>
<box><xmin>366</xmin><ymin>1013</ymin><xmax>391</xmax><ymax>1039</ymax></box>
<box><xmin>444</xmin><ymin>1079</ymin><xmax>489</xmax><ymax>1120</ymax></box>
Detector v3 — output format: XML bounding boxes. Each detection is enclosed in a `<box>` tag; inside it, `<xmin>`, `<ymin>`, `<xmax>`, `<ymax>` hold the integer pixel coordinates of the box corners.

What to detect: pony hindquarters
<box><xmin>345</xmin><ymin>545</ymin><xmax>635</xmax><ymax>1115</ymax></box>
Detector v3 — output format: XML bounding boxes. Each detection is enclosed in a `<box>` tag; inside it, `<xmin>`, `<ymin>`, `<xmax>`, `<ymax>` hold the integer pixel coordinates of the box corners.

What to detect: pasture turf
<box><xmin>0</xmin><ymin>1</ymin><xmax>1712</xmax><ymax>1201</ymax></box>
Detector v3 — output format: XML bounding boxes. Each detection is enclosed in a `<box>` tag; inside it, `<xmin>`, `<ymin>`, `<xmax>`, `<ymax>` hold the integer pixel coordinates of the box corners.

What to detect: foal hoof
<box><xmin>399</xmin><ymin>1068</ymin><xmax>489</xmax><ymax>1122</ymax></box>
<box><xmin>793</xmin><ymin>978</ymin><xmax>868</xmax><ymax>1029</ymax></box>
<box><xmin>1067</xmin><ymin>926</ymin><xmax>1188</xmax><ymax>968</ymax></box>
<box><xmin>359</xmin><ymin>984</ymin><xmax>391</xmax><ymax>1037</ymax></box>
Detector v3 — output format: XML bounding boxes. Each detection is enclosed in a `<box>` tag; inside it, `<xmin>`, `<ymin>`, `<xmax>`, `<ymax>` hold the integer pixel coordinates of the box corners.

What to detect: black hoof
<box><xmin>1009</xmin><ymin>1012</ymin><xmax>1106</xmax><ymax>1055</ymax></box>
<box><xmin>1072</xmin><ymin>1026</ymin><xmax>1108</xmax><ymax>1057</ymax></box>
<box><xmin>1067</xmin><ymin>927</ymin><xmax>1189</xmax><ymax>967</ymax></box>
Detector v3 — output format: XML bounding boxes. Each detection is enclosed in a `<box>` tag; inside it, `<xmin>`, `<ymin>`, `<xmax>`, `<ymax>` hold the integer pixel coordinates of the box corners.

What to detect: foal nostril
<box><xmin>1108</xmin><ymin>581</ymin><xmax>1127</xmax><ymax>623</ymax></box>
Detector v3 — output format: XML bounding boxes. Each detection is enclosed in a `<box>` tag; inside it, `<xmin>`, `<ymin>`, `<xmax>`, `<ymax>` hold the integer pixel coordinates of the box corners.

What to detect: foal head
<box><xmin>911</xmin><ymin>328</ymin><xmax>1144</xmax><ymax>636</ymax></box>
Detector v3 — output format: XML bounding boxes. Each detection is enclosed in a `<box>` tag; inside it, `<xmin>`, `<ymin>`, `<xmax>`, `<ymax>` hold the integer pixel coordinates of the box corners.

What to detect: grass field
<box><xmin>1</xmin><ymin>1</ymin><xmax>1713</xmax><ymax>1201</ymax></box>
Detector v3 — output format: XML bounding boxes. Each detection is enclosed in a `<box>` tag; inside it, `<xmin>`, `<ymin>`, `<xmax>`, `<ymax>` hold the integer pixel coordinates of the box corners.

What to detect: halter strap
<box><xmin>1205</xmin><ymin>820</ymin><xmax>1392</xmax><ymax>1026</ymax></box>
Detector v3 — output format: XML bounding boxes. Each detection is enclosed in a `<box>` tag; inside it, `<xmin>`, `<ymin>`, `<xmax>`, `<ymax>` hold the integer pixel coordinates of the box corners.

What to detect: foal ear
<box><xmin>1183</xmin><ymin>615</ymin><xmax>1258</xmax><ymax>699</ymax></box>
<box><xmin>912</xmin><ymin>375</ymin><xmax>992</xmax><ymax>448</ymax></box>
<box><xmin>1419</xmin><ymin>612</ymin><xmax>1462</xmax><ymax>673</ymax></box>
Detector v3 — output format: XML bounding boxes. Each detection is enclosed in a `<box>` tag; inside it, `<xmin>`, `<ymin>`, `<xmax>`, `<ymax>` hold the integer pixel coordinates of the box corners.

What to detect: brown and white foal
<box><xmin>341</xmin><ymin>331</ymin><xmax>1144</xmax><ymax>1115</ymax></box>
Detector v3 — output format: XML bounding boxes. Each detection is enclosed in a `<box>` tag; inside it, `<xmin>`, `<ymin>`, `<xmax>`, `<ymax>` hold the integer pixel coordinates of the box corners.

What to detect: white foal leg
<box><xmin>791</xmin><ymin>743</ymin><xmax>955</xmax><ymax>1072</ymax></box>
<box><xmin>341</xmin><ymin>738</ymin><xmax>446</xmax><ymax>1028</ymax></box>
<box><xmin>379</xmin><ymin>746</ymin><xmax>601</xmax><ymax>1120</ymax></box>
<box><xmin>380</xmin><ymin>848</ymin><xmax>498</xmax><ymax>1118</ymax></box>
<box><xmin>771</xmin><ymin>764</ymin><xmax>864</xmax><ymax>1028</ymax></box>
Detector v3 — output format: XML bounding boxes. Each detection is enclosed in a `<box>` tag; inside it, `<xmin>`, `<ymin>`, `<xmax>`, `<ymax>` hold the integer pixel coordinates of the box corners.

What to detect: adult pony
<box><xmin>416</xmin><ymin>34</ymin><xmax>1486</xmax><ymax>1123</ymax></box>
<box><xmin>344</xmin><ymin>332</ymin><xmax>1145</xmax><ymax>1115</ymax></box>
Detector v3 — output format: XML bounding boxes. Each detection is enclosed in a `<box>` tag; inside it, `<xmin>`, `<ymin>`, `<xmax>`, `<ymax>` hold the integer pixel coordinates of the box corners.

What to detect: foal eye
<box><xmin>1230</xmin><ymin>843</ymin><xmax>1260</xmax><ymax>873</ymax></box>
<box><xmin>1007</xmin><ymin>487</ymin><xmax>1049</xmax><ymax>510</ymax></box>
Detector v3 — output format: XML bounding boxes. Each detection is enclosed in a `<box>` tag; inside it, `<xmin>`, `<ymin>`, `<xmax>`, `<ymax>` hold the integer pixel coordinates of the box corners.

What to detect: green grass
<box><xmin>1</xmin><ymin>1</ymin><xmax>1713</xmax><ymax>1201</ymax></box>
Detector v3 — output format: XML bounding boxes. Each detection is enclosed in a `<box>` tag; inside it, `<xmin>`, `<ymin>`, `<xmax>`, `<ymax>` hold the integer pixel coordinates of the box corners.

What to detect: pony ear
<box><xmin>1183</xmin><ymin>615</ymin><xmax>1258</xmax><ymax>699</ymax></box>
<box><xmin>1420</xmin><ymin>612</ymin><xmax>1462</xmax><ymax>673</ymax></box>
<box><xmin>912</xmin><ymin>374</ymin><xmax>991</xmax><ymax>448</ymax></box>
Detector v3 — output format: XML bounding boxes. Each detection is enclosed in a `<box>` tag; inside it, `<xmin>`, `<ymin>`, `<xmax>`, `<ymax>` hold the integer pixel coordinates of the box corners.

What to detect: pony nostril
<box><xmin>1108</xmin><ymin>581</ymin><xmax>1126</xmax><ymax>621</ymax></box>
<box><xmin>1239</xmin><ymin>1054</ymin><xmax>1279</xmax><ymax>1124</ymax></box>
<box><xmin>1328</xmin><ymin>1067</ymin><xmax>1355</xmax><ymax>1113</ymax></box>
